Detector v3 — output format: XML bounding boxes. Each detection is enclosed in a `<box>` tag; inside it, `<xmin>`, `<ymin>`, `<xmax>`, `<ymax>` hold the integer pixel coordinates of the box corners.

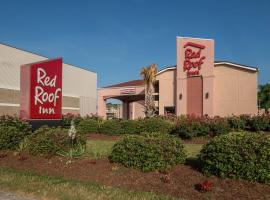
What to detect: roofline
<box><xmin>156</xmin><ymin>66</ymin><xmax>176</xmax><ymax>76</ymax></box>
<box><xmin>156</xmin><ymin>61</ymin><xmax>259</xmax><ymax>75</ymax></box>
<box><xmin>99</xmin><ymin>85</ymin><xmax>144</xmax><ymax>90</ymax></box>
<box><xmin>214</xmin><ymin>61</ymin><xmax>259</xmax><ymax>72</ymax></box>
<box><xmin>0</xmin><ymin>42</ymin><xmax>97</xmax><ymax>74</ymax></box>
<box><xmin>177</xmin><ymin>36</ymin><xmax>214</xmax><ymax>41</ymax></box>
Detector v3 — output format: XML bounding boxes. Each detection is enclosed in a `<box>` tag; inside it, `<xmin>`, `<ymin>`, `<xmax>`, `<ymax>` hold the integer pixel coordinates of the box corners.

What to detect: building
<box><xmin>106</xmin><ymin>103</ymin><xmax>121</xmax><ymax>119</ymax></box>
<box><xmin>98</xmin><ymin>37</ymin><xmax>259</xmax><ymax>119</ymax></box>
<box><xmin>0</xmin><ymin>43</ymin><xmax>97</xmax><ymax>116</ymax></box>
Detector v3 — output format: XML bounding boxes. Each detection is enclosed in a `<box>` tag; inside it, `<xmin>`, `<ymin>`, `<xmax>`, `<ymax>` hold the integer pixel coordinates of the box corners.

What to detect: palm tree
<box><xmin>140</xmin><ymin>63</ymin><xmax>158</xmax><ymax>117</ymax></box>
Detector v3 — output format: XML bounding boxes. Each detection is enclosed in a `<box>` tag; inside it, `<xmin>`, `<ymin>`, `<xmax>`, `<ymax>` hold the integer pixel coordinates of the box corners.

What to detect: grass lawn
<box><xmin>85</xmin><ymin>140</ymin><xmax>116</xmax><ymax>159</ymax></box>
<box><xmin>184</xmin><ymin>144</ymin><xmax>204</xmax><ymax>159</ymax></box>
<box><xmin>0</xmin><ymin>167</ymin><xmax>175</xmax><ymax>200</ymax></box>
<box><xmin>85</xmin><ymin>139</ymin><xmax>203</xmax><ymax>159</ymax></box>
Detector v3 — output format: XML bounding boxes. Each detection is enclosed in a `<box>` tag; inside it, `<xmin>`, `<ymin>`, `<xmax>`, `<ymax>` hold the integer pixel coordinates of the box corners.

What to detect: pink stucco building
<box><xmin>98</xmin><ymin>37</ymin><xmax>259</xmax><ymax>119</ymax></box>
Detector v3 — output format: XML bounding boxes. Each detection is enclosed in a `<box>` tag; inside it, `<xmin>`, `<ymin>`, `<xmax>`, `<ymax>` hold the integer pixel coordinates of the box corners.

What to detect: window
<box><xmin>153</xmin><ymin>81</ymin><xmax>159</xmax><ymax>93</ymax></box>
<box><xmin>164</xmin><ymin>106</ymin><xmax>175</xmax><ymax>114</ymax></box>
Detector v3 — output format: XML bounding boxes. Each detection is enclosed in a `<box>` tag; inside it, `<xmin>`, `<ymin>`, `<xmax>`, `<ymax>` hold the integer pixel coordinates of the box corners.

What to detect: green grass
<box><xmin>0</xmin><ymin>167</ymin><xmax>175</xmax><ymax>200</ymax></box>
<box><xmin>85</xmin><ymin>139</ymin><xmax>203</xmax><ymax>159</ymax></box>
<box><xmin>85</xmin><ymin>140</ymin><xmax>116</xmax><ymax>159</ymax></box>
<box><xmin>183</xmin><ymin>144</ymin><xmax>203</xmax><ymax>159</ymax></box>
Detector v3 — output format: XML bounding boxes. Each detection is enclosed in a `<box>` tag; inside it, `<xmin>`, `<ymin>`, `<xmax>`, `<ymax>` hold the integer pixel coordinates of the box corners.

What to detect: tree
<box><xmin>140</xmin><ymin>64</ymin><xmax>158</xmax><ymax>117</ymax></box>
<box><xmin>258</xmin><ymin>83</ymin><xmax>270</xmax><ymax>112</ymax></box>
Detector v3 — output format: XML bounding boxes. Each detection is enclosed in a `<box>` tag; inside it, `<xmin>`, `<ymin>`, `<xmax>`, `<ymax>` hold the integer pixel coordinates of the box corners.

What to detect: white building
<box><xmin>0</xmin><ymin>43</ymin><xmax>97</xmax><ymax>116</ymax></box>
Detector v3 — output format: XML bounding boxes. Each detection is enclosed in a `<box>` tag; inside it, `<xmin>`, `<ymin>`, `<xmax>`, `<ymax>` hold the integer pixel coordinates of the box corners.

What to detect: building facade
<box><xmin>98</xmin><ymin>37</ymin><xmax>258</xmax><ymax>119</ymax></box>
<box><xmin>0</xmin><ymin>43</ymin><xmax>97</xmax><ymax>116</ymax></box>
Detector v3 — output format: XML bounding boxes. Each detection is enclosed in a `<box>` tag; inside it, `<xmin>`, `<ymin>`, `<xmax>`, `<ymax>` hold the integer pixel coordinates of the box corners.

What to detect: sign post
<box><xmin>20</xmin><ymin>58</ymin><xmax>62</xmax><ymax>120</ymax></box>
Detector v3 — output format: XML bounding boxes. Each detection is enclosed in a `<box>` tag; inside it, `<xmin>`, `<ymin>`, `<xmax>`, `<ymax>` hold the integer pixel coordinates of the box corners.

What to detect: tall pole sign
<box><xmin>176</xmin><ymin>37</ymin><xmax>214</xmax><ymax>116</ymax></box>
<box><xmin>20</xmin><ymin>58</ymin><xmax>62</xmax><ymax>120</ymax></box>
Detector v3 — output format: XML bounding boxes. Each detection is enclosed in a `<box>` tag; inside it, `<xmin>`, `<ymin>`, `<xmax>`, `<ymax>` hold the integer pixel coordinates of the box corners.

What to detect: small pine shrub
<box><xmin>98</xmin><ymin>120</ymin><xmax>124</xmax><ymax>135</ymax></box>
<box><xmin>109</xmin><ymin>133</ymin><xmax>187</xmax><ymax>172</ymax></box>
<box><xmin>0</xmin><ymin>115</ymin><xmax>31</xmax><ymax>150</ymax></box>
<box><xmin>138</xmin><ymin>117</ymin><xmax>173</xmax><ymax>134</ymax></box>
<box><xmin>199</xmin><ymin>132</ymin><xmax>270</xmax><ymax>184</ymax></box>
<box><xmin>28</xmin><ymin>126</ymin><xmax>86</xmax><ymax>156</ymax></box>
<box><xmin>77</xmin><ymin>119</ymin><xmax>100</xmax><ymax>134</ymax></box>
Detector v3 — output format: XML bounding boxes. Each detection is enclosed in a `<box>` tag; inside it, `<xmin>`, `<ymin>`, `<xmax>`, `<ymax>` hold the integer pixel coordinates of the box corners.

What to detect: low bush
<box><xmin>138</xmin><ymin>117</ymin><xmax>173</xmax><ymax>134</ymax></box>
<box><xmin>226</xmin><ymin>116</ymin><xmax>246</xmax><ymax>131</ymax></box>
<box><xmin>208</xmin><ymin>117</ymin><xmax>231</xmax><ymax>136</ymax></box>
<box><xmin>61</xmin><ymin>113</ymin><xmax>84</xmax><ymax>128</ymax></box>
<box><xmin>199</xmin><ymin>132</ymin><xmax>270</xmax><ymax>184</ymax></box>
<box><xmin>28</xmin><ymin>126</ymin><xmax>86</xmax><ymax>156</ymax></box>
<box><xmin>120</xmin><ymin>120</ymin><xmax>140</xmax><ymax>135</ymax></box>
<box><xmin>248</xmin><ymin>115</ymin><xmax>269</xmax><ymax>131</ymax></box>
<box><xmin>172</xmin><ymin>119</ymin><xmax>210</xmax><ymax>139</ymax></box>
<box><xmin>77</xmin><ymin>119</ymin><xmax>100</xmax><ymax>134</ymax></box>
<box><xmin>98</xmin><ymin>120</ymin><xmax>123</xmax><ymax>135</ymax></box>
<box><xmin>109</xmin><ymin>133</ymin><xmax>187</xmax><ymax>172</ymax></box>
<box><xmin>0</xmin><ymin>115</ymin><xmax>31</xmax><ymax>150</ymax></box>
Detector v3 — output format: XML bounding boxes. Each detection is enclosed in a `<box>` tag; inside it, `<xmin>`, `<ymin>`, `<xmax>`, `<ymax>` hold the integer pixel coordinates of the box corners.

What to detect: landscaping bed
<box><xmin>0</xmin><ymin>151</ymin><xmax>269</xmax><ymax>200</ymax></box>
<box><xmin>1</xmin><ymin>115</ymin><xmax>270</xmax><ymax>199</ymax></box>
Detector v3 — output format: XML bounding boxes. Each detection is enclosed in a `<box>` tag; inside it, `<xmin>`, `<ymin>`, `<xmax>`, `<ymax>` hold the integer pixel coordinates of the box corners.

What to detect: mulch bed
<box><xmin>0</xmin><ymin>152</ymin><xmax>269</xmax><ymax>200</ymax></box>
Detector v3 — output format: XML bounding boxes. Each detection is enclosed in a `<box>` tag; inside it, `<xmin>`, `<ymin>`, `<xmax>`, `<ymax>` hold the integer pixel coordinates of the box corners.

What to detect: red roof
<box><xmin>103</xmin><ymin>79</ymin><xmax>144</xmax><ymax>88</ymax></box>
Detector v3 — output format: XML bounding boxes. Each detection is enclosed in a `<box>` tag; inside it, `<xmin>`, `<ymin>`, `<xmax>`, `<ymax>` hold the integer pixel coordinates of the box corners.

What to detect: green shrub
<box><xmin>208</xmin><ymin>117</ymin><xmax>231</xmax><ymax>136</ymax></box>
<box><xmin>0</xmin><ymin>115</ymin><xmax>31</xmax><ymax>134</ymax></box>
<box><xmin>77</xmin><ymin>119</ymin><xmax>100</xmax><ymax>134</ymax></box>
<box><xmin>28</xmin><ymin>126</ymin><xmax>86</xmax><ymax>156</ymax></box>
<box><xmin>109</xmin><ymin>133</ymin><xmax>187</xmax><ymax>172</ymax></box>
<box><xmin>138</xmin><ymin>117</ymin><xmax>173</xmax><ymax>134</ymax></box>
<box><xmin>120</xmin><ymin>120</ymin><xmax>140</xmax><ymax>134</ymax></box>
<box><xmin>248</xmin><ymin>115</ymin><xmax>269</xmax><ymax>131</ymax></box>
<box><xmin>0</xmin><ymin>115</ymin><xmax>31</xmax><ymax>150</ymax></box>
<box><xmin>61</xmin><ymin>113</ymin><xmax>84</xmax><ymax>128</ymax></box>
<box><xmin>199</xmin><ymin>132</ymin><xmax>270</xmax><ymax>184</ymax></box>
<box><xmin>227</xmin><ymin>116</ymin><xmax>246</xmax><ymax>131</ymax></box>
<box><xmin>172</xmin><ymin>120</ymin><xmax>210</xmax><ymax>139</ymax></box>
<box><xmin>98</xmin><ymin>120</ymin><xmax>123</xmax><ymax>135</ymax></box>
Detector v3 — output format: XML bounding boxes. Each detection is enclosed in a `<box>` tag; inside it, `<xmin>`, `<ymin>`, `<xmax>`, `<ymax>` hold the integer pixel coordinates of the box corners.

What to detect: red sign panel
<box><xmin>20</xmin><ymin>58</ymin><xmax>62</xmax><ymax>120</ymax></box>
<box><xmin>183</xmin><ymin>42</ymin><xmax>206</xmax><ymax>77</ymax></box>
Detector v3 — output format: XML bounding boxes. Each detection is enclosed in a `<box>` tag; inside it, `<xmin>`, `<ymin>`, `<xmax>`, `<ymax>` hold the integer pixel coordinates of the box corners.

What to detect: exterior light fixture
<box><xmin>205</xmin><ymin>92</ymin><xmax>209</xmax><ymax>99</ymax></box>
<box><xmin>179</xmin><ymin>93</ymin><xmax>182</xmax><ymax>100</ymax></box>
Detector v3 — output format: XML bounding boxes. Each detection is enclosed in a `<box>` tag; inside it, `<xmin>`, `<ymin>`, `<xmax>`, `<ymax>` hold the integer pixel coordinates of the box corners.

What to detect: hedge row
<box><xmin>74</xmin><ymin>114</ymin><xmax>270</xmax><ymax>139</ymax></box>
<box><xmin>170</xmin><ymin>115</ymin><xmax>270</xmax><ymax>139</ymax></box>
<box><xmin>76</xmin><ymin>117</ymin><xmax>174</xmax><ymax>135</ymax></box>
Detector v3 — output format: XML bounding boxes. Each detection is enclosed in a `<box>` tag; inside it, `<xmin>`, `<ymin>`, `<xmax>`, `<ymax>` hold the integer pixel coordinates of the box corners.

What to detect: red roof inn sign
<box><xmin>20</xmin><ymin>58</ymin><xmax>62</xmax><ymax>120</ymax></box>
<box><xmin>183</xmin><ymin>42</ymin><xmax>206</xmax><ymax>77</ymax></box>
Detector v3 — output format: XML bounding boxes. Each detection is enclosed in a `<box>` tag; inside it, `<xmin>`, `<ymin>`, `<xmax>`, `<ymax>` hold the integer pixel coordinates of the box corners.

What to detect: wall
<box><xmin>0</xmin><ymin>88</ymin><xmax>80</xmax><ymax>115</ymax></box>
<box><xmin>213</xmin><ymin>64</ymin><xmax>258</xmax><ymax>116</ymax></box>
<box><xmin>155</xmin><ymin>69</ymin><xmax>176</xmax><ymax>115</ymax></box>
<box><xmin>0</xmin><ymin>44</ymin><xmax>97</xmax><ymax>116</ymax></box>
<box><xmin>131</xmin><ymin>100</ymin><xmax>145</xmax><ymax>119</ymax></box>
